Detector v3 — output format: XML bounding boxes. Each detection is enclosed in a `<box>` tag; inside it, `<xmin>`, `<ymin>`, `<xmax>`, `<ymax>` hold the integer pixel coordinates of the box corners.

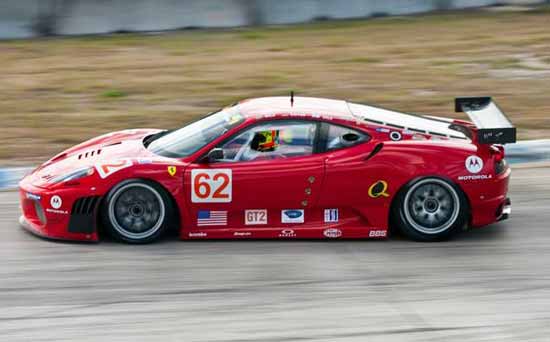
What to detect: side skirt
<box><xmin>181</xmin><ymin>226</ymin><xmax>388</xmax><ymax>240</ymax></box>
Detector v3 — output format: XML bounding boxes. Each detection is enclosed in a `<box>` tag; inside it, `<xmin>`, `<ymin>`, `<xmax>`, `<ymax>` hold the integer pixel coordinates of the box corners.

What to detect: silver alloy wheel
<box><xmin>108</xmin><ymin>183</ymin><xmax>165</xmax><ymax>240</ymax></box>
<box><xmin>403</xmin><ymin>178</ymin><xmax>460</xmax><ymax>235</ymax></box>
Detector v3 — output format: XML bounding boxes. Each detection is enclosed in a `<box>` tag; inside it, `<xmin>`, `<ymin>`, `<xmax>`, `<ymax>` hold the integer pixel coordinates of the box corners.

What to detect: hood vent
<box><xmin>78</xmin><ymin>149</ymin><xmax>102</xmax><ymax>160</ymax></box>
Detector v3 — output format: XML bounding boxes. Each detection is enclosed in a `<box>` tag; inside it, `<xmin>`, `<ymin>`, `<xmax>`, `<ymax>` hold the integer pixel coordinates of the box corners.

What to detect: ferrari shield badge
<box><xmin>168</xmin><ymin>166</ymin><xmax>177</xmax><ymax>177</ymax></box>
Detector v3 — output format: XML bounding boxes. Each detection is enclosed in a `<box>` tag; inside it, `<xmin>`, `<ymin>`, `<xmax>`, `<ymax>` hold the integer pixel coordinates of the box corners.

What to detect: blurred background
<box><xmin>1</xmin><ymin>0</ymin><xmax>549</xmax><ymax>166</ymax></box>
<box><xmin>2</xmin><ymin>3</ymin><xmax>550</xmax><ymax>341</ymax></box>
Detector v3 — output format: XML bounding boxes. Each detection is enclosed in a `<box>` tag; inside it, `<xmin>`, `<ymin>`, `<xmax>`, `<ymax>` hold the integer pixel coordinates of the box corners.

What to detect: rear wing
<box><xmin>454</xmin><ymin>97</ymin><xmax>516</xmax><ymax>144</ymax></box>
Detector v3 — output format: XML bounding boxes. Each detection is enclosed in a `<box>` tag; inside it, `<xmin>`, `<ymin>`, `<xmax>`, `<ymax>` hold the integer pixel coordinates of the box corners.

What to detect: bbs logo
<box><xmin>369</xmin><ymin>230</ymin><xmax>386</xmax><ymax>238</ymax></box>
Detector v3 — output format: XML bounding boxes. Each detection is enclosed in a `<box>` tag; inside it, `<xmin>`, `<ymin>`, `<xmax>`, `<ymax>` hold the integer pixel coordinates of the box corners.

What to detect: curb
<box><xmin>1</xmin><ymin>140</ymin><xmax>549</xmax><ymax>190</ymax></box>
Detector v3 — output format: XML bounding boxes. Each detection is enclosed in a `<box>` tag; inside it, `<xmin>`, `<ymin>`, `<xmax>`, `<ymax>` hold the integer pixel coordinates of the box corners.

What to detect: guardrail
<box><xmin>1</xmin><ymin>140</ymin><xmax>549</xmax><ymax>190</ymax></box>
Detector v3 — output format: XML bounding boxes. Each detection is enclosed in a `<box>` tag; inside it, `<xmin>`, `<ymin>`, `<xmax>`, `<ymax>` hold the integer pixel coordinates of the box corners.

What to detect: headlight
<box><xmin>49</xmin><ymin>167</ymin><xmax>95</xmax><ymax>184</ymax></box>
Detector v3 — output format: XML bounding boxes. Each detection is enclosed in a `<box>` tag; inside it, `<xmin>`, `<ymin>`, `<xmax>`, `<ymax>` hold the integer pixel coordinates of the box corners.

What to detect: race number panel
<box><xmin>191</xmin><ymin>169</ymin><xmax>232</xmax><ymax>203</ymax></box>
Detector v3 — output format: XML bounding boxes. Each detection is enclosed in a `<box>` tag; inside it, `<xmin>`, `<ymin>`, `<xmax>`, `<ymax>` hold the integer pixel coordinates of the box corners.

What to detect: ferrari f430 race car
<box><xmin>19</xmin><ymin>96</ymin><xmax>514</xmax><ymax>243</ymax></box>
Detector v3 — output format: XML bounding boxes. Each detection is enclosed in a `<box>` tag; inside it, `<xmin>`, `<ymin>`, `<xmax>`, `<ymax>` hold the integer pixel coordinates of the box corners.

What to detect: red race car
<box><xmin>19</xmin><ymin>96</ymin><xmax>515</xmax><ymax>243</ymax></box>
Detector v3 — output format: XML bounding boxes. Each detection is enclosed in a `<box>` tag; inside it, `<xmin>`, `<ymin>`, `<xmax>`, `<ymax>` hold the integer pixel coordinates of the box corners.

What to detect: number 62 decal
<box><xmin>191</xmin><ymin>169</ymin><xmax>232</xmax><ymax>203</ymax></box>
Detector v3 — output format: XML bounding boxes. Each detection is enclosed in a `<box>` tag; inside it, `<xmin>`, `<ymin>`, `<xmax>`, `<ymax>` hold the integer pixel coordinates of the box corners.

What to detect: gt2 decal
<box><xmin>96</xmin><ymin>160</ymin><xmax>133</xmax><ymax>179</ymax></box>
<box><xmin>368</xmin><ymin>180</ymin><xmax>390</xmax><ymax>198</ymax></box>
<box><xmin>245</xmin><ymin>209</ymin><xmax>267</xmax><ymax>225</ymax></box>
<box><xmin>191</xmin><ymin>169</ymin><xmax>232</xmax><ymax>203</ymax></box>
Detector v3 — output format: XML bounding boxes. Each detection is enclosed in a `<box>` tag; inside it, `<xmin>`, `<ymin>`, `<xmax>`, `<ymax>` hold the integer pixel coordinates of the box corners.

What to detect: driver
<box><xmin>242</xmin><ymin>129</ymin><xmax>281</xmax><ymax>161</ymax></box>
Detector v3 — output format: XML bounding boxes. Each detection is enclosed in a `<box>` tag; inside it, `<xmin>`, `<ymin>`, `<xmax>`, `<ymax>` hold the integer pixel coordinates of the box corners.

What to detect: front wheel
<box><xmin>102</xmin><ymin>179</ymin><xmax>173</xmax><ymax>244</ymax></box>
<box><xmin>393</xmin><ymin>177</ymin><xmax>468</xmax><ymax>241</ymax></box>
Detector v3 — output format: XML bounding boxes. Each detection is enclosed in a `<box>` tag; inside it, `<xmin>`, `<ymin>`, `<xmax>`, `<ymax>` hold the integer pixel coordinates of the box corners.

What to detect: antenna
<box><xmin>290</xmin><ymin>90</ymin><xmax>294</xmax><ymax>107</ymax></box>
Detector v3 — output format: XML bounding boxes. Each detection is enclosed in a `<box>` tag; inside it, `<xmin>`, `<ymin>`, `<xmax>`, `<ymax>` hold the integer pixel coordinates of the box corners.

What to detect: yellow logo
<box><xmin>168</xmin><ymin>166</ymin><xmax>177</xmax><ymax>177</ymax></box>
<box><xmin>368</xmin><ymin>180</ymin><xmax>389</xmax><ymax>198</ymax></box>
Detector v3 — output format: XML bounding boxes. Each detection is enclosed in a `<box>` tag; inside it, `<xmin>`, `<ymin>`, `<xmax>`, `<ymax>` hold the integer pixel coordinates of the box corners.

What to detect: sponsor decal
<box><xmin>197</xmin><ymin>210</ymin><xmax>227</xmax><ymax>226</ymax></box>
<box><xmin>136</xmin><ymin>158</ymin><xmax>153</xmax><ymax>164</ymax></box>
<box><xmin>26</xmin><ymin>193</ymin><xmax>41</xmax><ymax>201</ymax></box>
<box><xmin>412</xmin><ymin>133</ymin><xmax>427</xmax><ymax>140</ymax></box>
<box><xmin>50</xmin><ymin>195</ymin><xmax>62</xmax><ymax>209</ymax></box>
<box><xmin>191</xmin><ymin>169</ymin><xmax>232</xmax><ymax>203</ymax></box>
<box><xmin>245</xmin><ymin>209</ymin><xmax>267</xmax><ymax>225</ymax></box>
<box><xmin>369</xmin><ymin>230</ymin><xmax>387</xmax><ymax>238</ymax></box>
<box><xmin>376</xmin><ymin>127</ymin><xmax>390</xmax><ymax>133</ymax></box>
<box><xmin>234</xmin><ymin>231</ymin><xmax>252</xmax><ymax>237</ymax></box>
<box><xmin>458</xmin><ymin>174</ymin><xmax>492</xmax><ymax>181</ymax></box>
<box><xmin>368</xmin><ymin>180</ymin><xmax>390</xmax><ymax>198</ymax></box>
<box><xmin>465</xmin><ymin>155</ymin><xmax>483</xmax><ymax>174</ymax></box>
<box><xmin>324</xmin><ymin>209</ymin><xmax>339</xmax><ymax>223</ymax></box>
<box><xmin>96</xmin><ymin>159</ymin><xmax>133</xmax><ymax>179</ymax></box>
<box><xmin>279</xmin><ymin>229</ymin><xmax>296</xmax><ymax>238</ymax></box>
<box><xmin>167</xmin><ymin>166</ymin><xmax>177</xmax><ymax>177</ymax></box>
<box><xmin>46</xmin><ymin>208</ymin><xmax>68</xmax><ymax>215</ymax></box>
<box><xmin>389</xmin><ymin>131</ymin><xmax>402</xmax><ymax>141</ymax></box>
<box><xmin>323</xmin><ymin>228</ymin><xmax>342</xmax><ymax>238</ymax></box>
<box><xmin>189</xmin><ymin>232</ymin><xmax>208</xmax><ymax>237</ymax></box>
<box><xmin>281</xmin><ymin>209</ymin><xmax>304</xmax><ymax>223</ymax></box>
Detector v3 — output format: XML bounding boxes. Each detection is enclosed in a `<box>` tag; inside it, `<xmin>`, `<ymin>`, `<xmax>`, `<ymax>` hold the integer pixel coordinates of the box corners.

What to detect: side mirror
<box><xmin>206</xmin><ymin>148</ymin><xmax>224</xmax><ymax>162</ymax></box>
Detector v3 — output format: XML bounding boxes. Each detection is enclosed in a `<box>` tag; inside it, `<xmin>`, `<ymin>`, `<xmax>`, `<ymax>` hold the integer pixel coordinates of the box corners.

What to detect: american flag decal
<box><xmin>197</xmin><ymin>210</ymin><xmax>227</xmax><ymax>226</ymax></box>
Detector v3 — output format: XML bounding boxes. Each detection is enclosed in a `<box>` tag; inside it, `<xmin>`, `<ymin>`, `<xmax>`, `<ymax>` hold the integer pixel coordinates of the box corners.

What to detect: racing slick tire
<box><xmin>393</xmin><ymin>177</ymin><xmax>468</xmax><ymax>242</ymax></box>
<box><xmin>102</xmin><ymin>179</ymin><xmax>174</xmax><ymax>244</ymax></box>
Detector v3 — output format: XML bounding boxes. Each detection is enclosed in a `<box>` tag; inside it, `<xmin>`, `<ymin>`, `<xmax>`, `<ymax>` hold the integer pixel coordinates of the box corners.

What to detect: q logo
<box><xmin>368</xmin><ymin>180</ymin><xmax>389</xmax><ymax>198</ymax></box>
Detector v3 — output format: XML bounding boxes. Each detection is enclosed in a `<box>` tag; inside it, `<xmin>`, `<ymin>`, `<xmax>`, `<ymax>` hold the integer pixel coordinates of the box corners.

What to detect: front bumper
<box><xmin>18</xmin><ymin>182</ymin><xmax>100</xmax><ymax>242</ymax></box>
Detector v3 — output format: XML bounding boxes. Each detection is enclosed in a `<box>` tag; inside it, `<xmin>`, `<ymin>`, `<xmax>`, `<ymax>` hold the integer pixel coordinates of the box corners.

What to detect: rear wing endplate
<box><xmin>454</xmin><ymin>97</ymin><xmax>516</xmax><ymax>144</ymax></box>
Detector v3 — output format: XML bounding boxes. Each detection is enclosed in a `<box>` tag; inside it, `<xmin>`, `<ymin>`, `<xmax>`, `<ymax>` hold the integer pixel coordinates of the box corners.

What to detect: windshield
<box><xmin>147</xmin><ymin>106</ymin><xmax>244</xmax><ymax>158</ymax></box>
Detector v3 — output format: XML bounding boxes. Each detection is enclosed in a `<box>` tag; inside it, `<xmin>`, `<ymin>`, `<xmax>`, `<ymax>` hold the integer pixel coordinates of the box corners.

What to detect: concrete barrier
<box><xmin>0</xmin><ymin>0</ymin><xmax>545</xmax><ymax>39</ymax></box>
<box><xmin>0</xmin><ymin>167</ymin><xmax>32</xmax><ymax>191</ymax></box>
<box><xmin>504</xmin><ymin>139</ymin><xmax>550</xmax><ymax>164</ymax></box>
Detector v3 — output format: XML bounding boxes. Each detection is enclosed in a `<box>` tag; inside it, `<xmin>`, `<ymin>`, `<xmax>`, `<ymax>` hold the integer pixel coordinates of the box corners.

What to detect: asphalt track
<box><xmin>1</xmin><ymin>165</ymin><xmax>550</xmax><ymax>342</ymax></box>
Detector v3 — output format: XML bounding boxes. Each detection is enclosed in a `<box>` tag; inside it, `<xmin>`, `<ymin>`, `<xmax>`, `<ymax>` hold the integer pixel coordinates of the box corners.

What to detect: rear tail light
<box><xmin>491</xmin><ymin>145</ymin><xmax>507</xmax><ymax>175</ymax></box>
<box><xmin>490</xmin><ymin>145</ymin><xmax>505</xmax><ymax>162</ymax></box>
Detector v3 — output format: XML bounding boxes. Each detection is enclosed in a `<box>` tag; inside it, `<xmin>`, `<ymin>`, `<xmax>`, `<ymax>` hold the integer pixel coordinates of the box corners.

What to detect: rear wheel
<box><xmin>102</xmin><ymin>179</ymin><xmax>173</xmax><ymax>244</ymax></box>
<box><xmin>393</xmin><ymin>177</ymin><xmax>468</xmax><ymax>241</ymax></box>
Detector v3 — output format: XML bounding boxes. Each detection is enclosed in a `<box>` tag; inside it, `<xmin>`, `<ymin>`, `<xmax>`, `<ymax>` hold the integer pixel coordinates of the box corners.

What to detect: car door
<box><xmin>316</xmin><ymin>123</ymin><xmax>390</xmax><ymax>230</ymax></box>
<box><xmin>183</xmin><ymin>119</ymin><xmax>325</xmax><ymax>233</ymax></box>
